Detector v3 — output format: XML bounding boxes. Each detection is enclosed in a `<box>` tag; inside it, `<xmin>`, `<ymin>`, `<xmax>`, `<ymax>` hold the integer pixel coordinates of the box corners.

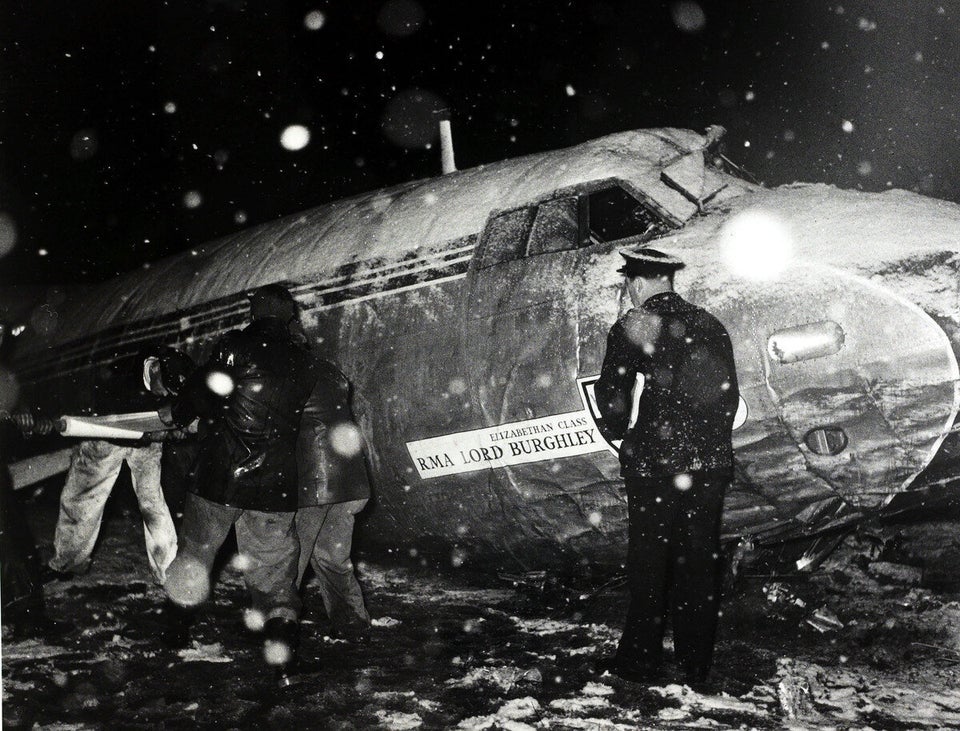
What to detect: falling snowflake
<box><xmin>69</xmin><ymin>129</ymin><xmax>98</xmax><ymax>161</ymax></box>
<box><xmin>183</xmin><ymin>190</ymin><xmax>203</xmax><ymax>209</ymax></box>
<box><xmin>330</xmin><ymin>422</ymin><xmax>364</xmax><ymax>457</ymax></box>
<box><xmin>718</xmin><ymin>209</ymin><xmax>793</xmax><ymax>281</ymax></box>
<box><xmin>304</xmin><ymin>11</ymin><xmax>326</xmax><ymax>30</ymax></box>
<box><xmin>263</xmin><ymin>639</ymin><xmax>292</xmax><ymax>666</ymax></box>
<box><xmin>280</xmin><ymin>125</ymin><xmax>311</xmax><ymax>151</ymax></box>
<box><xmin>671</xmin><ymin>1</ymin><xmax>707</xmax><ymax>33</ymax></box>
<box><xmin>165</xmin><ymin>556</ymin><xmax>211</xmax><ymax>607</ymax></box>
<box><xmin>206</xmin><ymin>370</ymin><xmax>234</xmax><ymax>396</ymax></box>
<box><xmin>243</xmin><ymin>608</ymin><xmax>266</xmax><ymax>632</ymax></box>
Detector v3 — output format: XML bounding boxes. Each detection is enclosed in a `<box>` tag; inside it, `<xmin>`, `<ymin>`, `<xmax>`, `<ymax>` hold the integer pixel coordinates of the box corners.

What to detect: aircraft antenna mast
<box><xmin>438</xmin><ymin>111</ymin><xmax>457</xmax><ymax>174</ymax></box>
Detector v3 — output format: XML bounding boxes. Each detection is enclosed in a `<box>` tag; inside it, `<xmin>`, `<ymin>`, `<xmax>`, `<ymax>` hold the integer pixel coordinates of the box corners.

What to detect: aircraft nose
<box><xmin>701</xmin><ymin>261</ymin><xmax>959</xmax><ymax>517</ymax></box>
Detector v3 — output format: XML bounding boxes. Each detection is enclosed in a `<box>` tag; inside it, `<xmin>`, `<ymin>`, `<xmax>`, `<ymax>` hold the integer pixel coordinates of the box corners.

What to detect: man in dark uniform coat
<box><xmin>594</xmin><ymin>242</ymin><xmax>739</xmax><ymax>686</ymax></box>
<box><xmin>295</xmin><ymin>357</ymin><xmax>372</xmax><ymax>635</ymax></box>
<box><xmin>164</xmin><ymin>284</ymin><xmax>317</xmax><ymax>683</ymax></box>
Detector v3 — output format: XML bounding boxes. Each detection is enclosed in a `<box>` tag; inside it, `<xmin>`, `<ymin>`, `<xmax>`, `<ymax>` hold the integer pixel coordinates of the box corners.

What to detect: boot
<box><xmin>160</xmin><ymin>601</ymin><xmax>195</xmax><ymax>649</ymax></box>
<box><xmin>263</xmin><ymin>617</ymin><xmax>299</xmax><ymax>687</ymax></box>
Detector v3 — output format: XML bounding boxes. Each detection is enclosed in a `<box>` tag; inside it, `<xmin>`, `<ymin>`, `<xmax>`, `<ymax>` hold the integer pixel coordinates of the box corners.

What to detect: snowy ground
<box><xmin>3</xmin><ymin>491</ymin><xmax>960</xmax><ymax>729</ymax></box>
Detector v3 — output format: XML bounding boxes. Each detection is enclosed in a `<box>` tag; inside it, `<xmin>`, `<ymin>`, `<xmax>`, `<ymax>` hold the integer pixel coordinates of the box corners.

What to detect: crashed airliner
<box><xmin>6</xmin><ymin>125</ymin><xmax>960</xmax><ymax>571</ymax></box>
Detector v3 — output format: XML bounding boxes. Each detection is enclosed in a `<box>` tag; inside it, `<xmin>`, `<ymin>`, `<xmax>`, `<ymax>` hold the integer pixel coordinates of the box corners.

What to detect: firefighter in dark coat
<box><xmin>594</xmin><ymin>243</ymin><xmax>739</xmax><ymax>687</ymax></box>
<box><xmin>164</xmin><ymin>284</ymin><xmax>317</xmax><ymax>683</ymax></box>
<box><xmin>295</xmin><ymin>358</ymin><xmax>371</xmax><ymax>635</ymax></box>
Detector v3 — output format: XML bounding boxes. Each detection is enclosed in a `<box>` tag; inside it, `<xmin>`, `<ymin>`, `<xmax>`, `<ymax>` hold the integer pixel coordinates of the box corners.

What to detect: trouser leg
<box><xmin>235</xmin><ymin>509</ymin><xmax>300</xmax><ymax>623</ymax></box>
<box><xmin>165</xmin><ymin>493</ymin><xmax>239</xmax><ymax>607</ymax></box>
<box><xmin>298</xmin><ymin>499</ymin><xmax>370</xmax><ymax>628</ymax></box>
<box><xmin>294</xmin><ymin>505</ymin><xmax>328</xmax><ymax>588</ymax></box>
<box><xmin>160</xmin><ymin>439</ymin><xmax>198</xmax><ymax>527</ymax></box>
<box><xmin>671</xmin><ymin>473</ymin><xmax>727</xmax><ymax>676</ymax></box>
<box><xmin>127</xmin><ymin>442</ymin><xmax>178</xmax><ymax>583</ymax></box>
<box><xmin>49</xmin><ymin>440</ymin><xmax>125</xmax><ymax>574</ymax></box>
<box><xmin>1</xmin><ymin>469</ymin><xmax>46</xmax><ymax>629</ymax></box>
<box><xmin>616</xmin><ymin>476</ymin><xmax>677</xmax><ymax>670</ymax></box>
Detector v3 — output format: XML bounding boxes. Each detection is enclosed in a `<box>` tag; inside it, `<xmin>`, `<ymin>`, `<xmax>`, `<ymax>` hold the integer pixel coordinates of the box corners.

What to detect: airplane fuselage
<box><xmin>8</xmin><ymin>128</ymin><xmax>960</xmax><ymax>571</ymax></box>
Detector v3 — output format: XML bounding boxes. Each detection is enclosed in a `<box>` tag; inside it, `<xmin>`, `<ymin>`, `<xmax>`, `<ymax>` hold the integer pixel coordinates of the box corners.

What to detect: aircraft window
<box><xmin>767</xmin><ymin>321</ymin><xmax>845</xmax><ymax>364</ymax></box>
<box><xmin>476</xmin><ymin>207</ymin><xmax>535</xmax><ymax>269</ymax></box>
<box><xmin>526</xmin><ymin>197</ymin><xmax>580</xmax><ymax>257</ymax></box>
<box><xmin>804</xmin><ymin>426</ymin><xmax>848</xmax><ymax>456</ymax></box>
<box><xmin>585</xmin><ymin>186</ymin><xmax>670</xmax><ymax>245</ymax></box>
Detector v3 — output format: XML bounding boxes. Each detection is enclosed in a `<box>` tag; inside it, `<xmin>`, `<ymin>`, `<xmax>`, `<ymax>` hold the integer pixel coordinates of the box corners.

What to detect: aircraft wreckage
<box><xmin>4</xmin><ymin>125</ymin><xmax>960</xmax><ymax>571</ymax></box>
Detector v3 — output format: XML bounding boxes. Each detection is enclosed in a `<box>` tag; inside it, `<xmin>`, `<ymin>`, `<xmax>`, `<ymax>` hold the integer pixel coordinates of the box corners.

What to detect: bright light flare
<box><xmin>304</xmin><ymin>10</ymin><xmax>326</xmax><ymax>30</ymax></box>
<box><xmin>69</xmin><ymin>129</ymin><xmax>98</xmax><ymax>161</ymax></box>
<box><xmin>718</xmin><ymin>209</ymin><xmax>793</xmax><ymax>281</ymax></box>
<box><xmin>206</xmin><ymin>370</ymin><xmax>234</xmax><ymax>396</ymax></box>
<box><xmin>183</xmin><ymin>190</ymin><xmax>203</xmax><ymax>209</ymax></box>
<box><xmin>330</xmin><ymin>422</ymin><xmax>364</xmax><ymax>457</ymax></box>
<box><xmin>280</xmin><ymin>125</ymin><xmax>311</xmax><ymax>151</ymax></box>
<box><xmin>243</xmin><ymin>608</ymin><xmax>266</xmax><ymax>632</ymax></box>
<box><xmin>165</xmin><ymin>557</ymin><xmax>211</xmax><ymax>607</ymax></box>
<box><xmin>671</xmin><ymin>1</ymin><xmax>706</xmax><ymax>32</ymax></box>
<box><xmin>263</xmin><ymin>639</ymin><xmax>292</xmax><ymax>666</ymax></box>
<box><xmin>229</xmin><ymin>553</ymin><xmax>254</xmax><ymax>572</ymax></box>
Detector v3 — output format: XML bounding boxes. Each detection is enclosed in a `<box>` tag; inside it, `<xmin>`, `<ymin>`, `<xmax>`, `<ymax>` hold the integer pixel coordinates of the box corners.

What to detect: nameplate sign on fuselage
<box><xmin>406</xmin><ymin>411</ymin><xmax>607</xmax><ymax>479</ymax></box>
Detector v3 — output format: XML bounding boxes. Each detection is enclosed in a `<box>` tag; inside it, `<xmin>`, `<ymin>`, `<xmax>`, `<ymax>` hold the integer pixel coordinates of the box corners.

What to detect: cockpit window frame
<box><xmin>472</xmin><ymin>177</ymin><xmax>680</xmax><ymax>271</ymax></box>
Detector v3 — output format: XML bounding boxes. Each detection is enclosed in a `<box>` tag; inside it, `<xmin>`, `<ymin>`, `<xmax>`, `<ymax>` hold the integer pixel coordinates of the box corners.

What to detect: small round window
<box><xmin>804</xmin><ymin>426</ymin><xmax>848</xmax><ymax>456</ymax></box>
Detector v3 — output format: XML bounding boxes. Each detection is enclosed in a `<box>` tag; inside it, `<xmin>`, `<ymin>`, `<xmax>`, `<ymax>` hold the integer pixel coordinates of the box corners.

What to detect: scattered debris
<box><xmin>776</xmin><ymin>659</ymin><xmax>824</xmax><ymax>721</ymax></box>
<box><xmin>371</xmin><ymin>616</ymin><xmax>402</xmax><ymax>627</ymax></box>
<box><xmin>5</xmin><ymin>507</ymin><xmax>960</xmax><ymax>728</ymax></box>
<box><xmin>776</xmin><ymin>657</ymin><xmax>960</xmax><ymax>727</ymax></box>
<box><xmin>867</xmin><ymin>560</ymin><xmax>924</xmax><ymax>586</ymax></box>
<box><xmin>911</xmin><ymin>642</ymin><xmax>960</xmax><ymax>664</ymax></box>
<box><xmin>176</xmin><ymin>641</ymin><xmax>233</xmax><ymax>663</ymax></box>
<box><xmin>652</xmin><ymin>683</ymin><xmax>762</xmax><ymax>715</ymax></box>
<box><xmin>806</xmin><ymin>606</ymin><xmax>844</xmax><ymax>633</ymax></box>
<box><xmin>374</xmin><ymin>710</ymin><xmax>423</xmax><ymax>729</ymax></box>
<box><xmin>763</xmin><ymin>581</ymin><xmax>807</xmax><ymax>607</ymax></box>
<box><xmin>508</xmin><ymin>617</ymin><xmax>577</xmax><ymax>635</ymax></box>
<box><xmin>728</xmin><ymin>537</ymin><xmax>755</xmax><ymax>579</ymax></box>
<box><xmin>446</xmin><ymin>665</ymin><xmax>543</xmax><ymax>692</ymax></box>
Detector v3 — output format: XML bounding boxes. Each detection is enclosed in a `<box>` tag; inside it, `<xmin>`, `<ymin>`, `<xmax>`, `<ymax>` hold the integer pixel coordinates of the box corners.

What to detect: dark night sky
<box><xmin>1</xmin><ymin>0</ymin><xmax>958</xmax><ymax>285</ymax></box>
